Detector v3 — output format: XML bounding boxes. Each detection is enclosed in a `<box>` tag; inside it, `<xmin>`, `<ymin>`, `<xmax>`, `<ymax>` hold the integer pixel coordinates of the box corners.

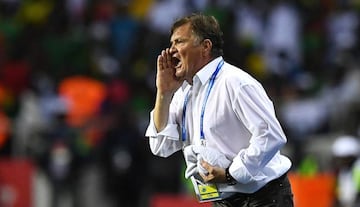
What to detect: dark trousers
<box><xmin>213</xmin><ymin>173</ymin><xmax>294</xmax><ymax>207</ymax></box>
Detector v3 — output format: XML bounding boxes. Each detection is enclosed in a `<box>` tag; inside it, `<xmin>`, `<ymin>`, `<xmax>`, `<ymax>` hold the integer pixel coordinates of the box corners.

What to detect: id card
<box><xmin>191</xmin><ymin>176</ymin><xmax>222</xmax><ymax>202</ymax></box>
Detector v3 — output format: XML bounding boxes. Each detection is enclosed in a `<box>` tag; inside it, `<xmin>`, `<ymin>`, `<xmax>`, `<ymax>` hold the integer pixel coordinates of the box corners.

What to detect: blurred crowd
<box><xmin>1</xmin><ymin>0</ymin><xmax>360</xmax><ymax>206</ymax></box>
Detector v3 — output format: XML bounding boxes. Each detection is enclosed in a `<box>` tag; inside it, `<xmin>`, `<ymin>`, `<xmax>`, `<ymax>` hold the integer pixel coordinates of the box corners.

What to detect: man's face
<box><xmin>170</xmin><ymin>23</ymin><xmax>207</xmax><ymax>83</ymax></box>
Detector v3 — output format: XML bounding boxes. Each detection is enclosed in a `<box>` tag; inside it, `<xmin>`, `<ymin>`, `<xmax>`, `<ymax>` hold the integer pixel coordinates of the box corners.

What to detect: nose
<box><xmin>169</xmin><ymin>44</ymin><xmax>177</xmax><ymax>54</ymax></box>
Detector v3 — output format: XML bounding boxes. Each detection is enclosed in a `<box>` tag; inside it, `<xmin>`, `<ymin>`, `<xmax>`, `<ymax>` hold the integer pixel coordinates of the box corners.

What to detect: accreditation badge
<box><xmin>190</xmin><ymin>176</ymin><xmax>222</xmax><ymax>202</ymax></box>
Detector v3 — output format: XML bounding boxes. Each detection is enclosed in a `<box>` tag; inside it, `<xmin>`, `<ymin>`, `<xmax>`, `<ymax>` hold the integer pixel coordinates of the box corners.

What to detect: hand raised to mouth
<box><xmin>156</xmin><ymin>48</ymin><xmax>184</xmax><ymax>95</ymax></box>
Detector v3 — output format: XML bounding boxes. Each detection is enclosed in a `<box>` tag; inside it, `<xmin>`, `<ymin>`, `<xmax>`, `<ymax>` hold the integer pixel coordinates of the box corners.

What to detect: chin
<box><xmin>175</xmin><ymin>69</ymin><xmax>184</xmax><ymax>77</ymax></box>
<box><xmin>175</xmin><ymin>73</ymin><xmax>184</xmax><ymax>80</ymax></box>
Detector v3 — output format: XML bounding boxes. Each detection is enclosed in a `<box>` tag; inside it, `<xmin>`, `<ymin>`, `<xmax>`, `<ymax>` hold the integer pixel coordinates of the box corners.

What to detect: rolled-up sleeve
<box><xmin>145</xmin><ymin>110</ymin><xmax>183</xmax><ymax>157</ymax></box>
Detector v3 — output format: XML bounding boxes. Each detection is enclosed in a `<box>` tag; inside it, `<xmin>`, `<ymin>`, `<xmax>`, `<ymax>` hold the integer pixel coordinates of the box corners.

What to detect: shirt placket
<box><xmin>191</xmin><ymin>81</ymin><xmax>203</xmax><ymax>145</ymax></box>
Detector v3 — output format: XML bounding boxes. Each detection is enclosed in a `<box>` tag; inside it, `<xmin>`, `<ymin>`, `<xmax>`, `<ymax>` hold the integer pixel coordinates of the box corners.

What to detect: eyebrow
<box><xmin>170</xmin><ymin>38</ymin><xmax>187</xmax><ymax>45</ymax></box>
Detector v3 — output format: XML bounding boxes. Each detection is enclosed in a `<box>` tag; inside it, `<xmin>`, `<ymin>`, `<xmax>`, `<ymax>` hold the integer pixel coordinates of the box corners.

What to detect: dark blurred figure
<box><xmin>331</xmin><ymin>135</ymin><xmax>360</xmax><ymax>207</ymax></box>
<box><xmin>98</xmin><ymin>101</ymin><xmax>148</xmax><ymax>207</ymax></box>
<box><xmin>42</xmin><ymin>113</ymin><xmax>83</xmax><ymax>207</ymax></box>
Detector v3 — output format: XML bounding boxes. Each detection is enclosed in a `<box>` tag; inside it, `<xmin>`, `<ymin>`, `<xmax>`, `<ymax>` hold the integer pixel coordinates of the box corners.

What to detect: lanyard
<box><xmin>181</xmin><ymin>59</ymin><xmax>224</xmax><ymax>142</ymax></box>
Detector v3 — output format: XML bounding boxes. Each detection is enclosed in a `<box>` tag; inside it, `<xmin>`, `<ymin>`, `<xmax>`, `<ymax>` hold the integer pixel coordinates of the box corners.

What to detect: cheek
<box><xmin>175</xmin><ymin>68</ymin><xmax>187</xmax><ymax>79</ymax></box>
<box><xmin>183</xmin><ymin>53</ymin><xmax>196</xmax><ymax>66</ymax></box>
<box><xmin>180</xmin><ymin>47</ymin><xmax>200</xmax><ymax>68</ymax></box>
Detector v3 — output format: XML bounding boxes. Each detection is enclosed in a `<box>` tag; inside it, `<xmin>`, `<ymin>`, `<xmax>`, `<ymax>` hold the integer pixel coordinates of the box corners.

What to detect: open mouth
<box><xmin>172</xmin><ymin>56</ymin><xmax>182</xmax><ymax>68</ymax></box>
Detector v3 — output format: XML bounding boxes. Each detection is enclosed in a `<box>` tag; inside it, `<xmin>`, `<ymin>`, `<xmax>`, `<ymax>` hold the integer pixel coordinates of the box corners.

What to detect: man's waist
<box><xmin>220</xmin><ymin>172</ymin><xmax>289</xmax><ymax>199</ymax></box>
<box><xmin>217</xmin><ymin>171</ymin><xmax>289</xmax><ymax>196</ymax></box>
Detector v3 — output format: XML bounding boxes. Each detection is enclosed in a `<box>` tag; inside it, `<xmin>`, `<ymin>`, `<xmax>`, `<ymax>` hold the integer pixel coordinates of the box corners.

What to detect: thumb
<box><xmin>200</xmin><ymin>159</ymin><xmax>211</xmax><ymax>171</ymax></box>
<box><xmin>198</xmin><ymin>159</ymin><xmax>210</xmax><ymax>176</ymax></box>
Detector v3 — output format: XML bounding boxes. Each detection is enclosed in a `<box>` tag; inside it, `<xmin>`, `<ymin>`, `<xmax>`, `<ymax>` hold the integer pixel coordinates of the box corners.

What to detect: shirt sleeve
<box><xmin>230</xmin><ymin>84</ymin><xmax>287</xmax><ymax>184</ymax></box>
<box><xmin>145</xmin><ymin>109</ymin><xmax>183</xmax><ymax>157</ymax></box>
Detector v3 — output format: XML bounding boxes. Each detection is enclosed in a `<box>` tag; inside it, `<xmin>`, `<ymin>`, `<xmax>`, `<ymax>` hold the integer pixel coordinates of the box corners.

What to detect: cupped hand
<box><xmin>156</xmin><ymin>48</ymin><xmax>184</xmax><ymax>95</ymax></box>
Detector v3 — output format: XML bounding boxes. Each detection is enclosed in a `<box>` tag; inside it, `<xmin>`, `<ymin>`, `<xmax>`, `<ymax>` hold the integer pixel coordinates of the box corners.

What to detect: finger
<box><xmin>161</xmin><ymin>49</ymin><xmax>166</xmax><ymax>61</ymax></box>
<box><xmin>199</xmin><ymin>172</ymin><xmax>207</xmax><ymax>182</ymax></box>
<box><xmin>157</xmin><ymin>54</ymin><xmax>164</xmax><ymax>71</ymax></box>
<box><xmin>200</xmin><ymin>171</ymin><xmax>214</xmax><ymax>183</ymax></box>
<box><xmin>162</xmin><ymin>48</ymin><xmax>169</xmax><ymax>68</ymax></box>
<box><xmin>157</xmin><ymin>55</ymin><xmax>162</xmax><ymax>69</ymax></box>
<box><xmin>165</xmin><ymin>48</ymin><xmax>172</xmax><ymax>68</ymax></box>
<box><xmin>159</xmin><ymin>49</ymin><xmax>168</xmax><ymax>69</ymax></box>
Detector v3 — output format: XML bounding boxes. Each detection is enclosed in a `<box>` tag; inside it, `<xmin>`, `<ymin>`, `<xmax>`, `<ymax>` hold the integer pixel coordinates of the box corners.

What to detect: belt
<box><xmin>220</xmin><ymin>173</ymin><xmax>289</xmax><ymax>202</ymax></box>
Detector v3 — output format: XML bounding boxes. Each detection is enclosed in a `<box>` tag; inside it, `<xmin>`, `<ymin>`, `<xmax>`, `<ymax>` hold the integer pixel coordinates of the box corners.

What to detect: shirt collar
<box><xmin>181</xmin><ymin>56</ymin><xmax>224</xmax><ymax>91</ymax></box>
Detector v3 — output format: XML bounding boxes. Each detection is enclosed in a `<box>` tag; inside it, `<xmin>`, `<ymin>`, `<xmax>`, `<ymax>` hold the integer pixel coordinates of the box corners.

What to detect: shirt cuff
<box><xmin>145</xmin><ymin>112</ymin><xmax>180</xmax><ymax>141</ymax></box>
<box><xmin>230</xmin><ymin>153</ymin><xmax>266</xmax><ymax>184</ymax></box>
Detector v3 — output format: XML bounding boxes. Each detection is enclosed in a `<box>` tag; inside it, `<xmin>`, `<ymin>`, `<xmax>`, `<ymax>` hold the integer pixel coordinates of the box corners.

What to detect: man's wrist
<box><xmin>225</xmin><ymin>167</ymin><xmax>237</xmax><ymax>185</ymax></box>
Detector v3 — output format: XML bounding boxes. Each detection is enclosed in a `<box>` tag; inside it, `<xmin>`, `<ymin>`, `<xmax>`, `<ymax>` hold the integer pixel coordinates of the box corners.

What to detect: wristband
<box><xmin>225</xmin><ymin>167</ymin><xmax>237</xmax><ymax>185</ymax></box>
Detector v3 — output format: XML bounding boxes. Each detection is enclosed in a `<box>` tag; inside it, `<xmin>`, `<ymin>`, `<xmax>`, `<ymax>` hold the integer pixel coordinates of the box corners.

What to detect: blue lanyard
<box><xmin>181</xmin><ymin>59</ymin><xmax>224</xmax><ymax>141</ymax></box>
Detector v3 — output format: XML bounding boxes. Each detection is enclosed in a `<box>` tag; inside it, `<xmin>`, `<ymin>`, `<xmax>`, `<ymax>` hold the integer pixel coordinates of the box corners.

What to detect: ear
<box><xmin>202</xmin><ymin>39</ymin><xmax>212</xmax><ymax>57</ymax></box>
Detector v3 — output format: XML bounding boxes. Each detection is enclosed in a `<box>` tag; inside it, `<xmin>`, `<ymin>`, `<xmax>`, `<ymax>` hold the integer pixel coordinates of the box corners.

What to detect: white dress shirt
<box><xmin>145</xmin><ymin>56</ymin><xmax>291</xmax><ymax>194</ymax></box>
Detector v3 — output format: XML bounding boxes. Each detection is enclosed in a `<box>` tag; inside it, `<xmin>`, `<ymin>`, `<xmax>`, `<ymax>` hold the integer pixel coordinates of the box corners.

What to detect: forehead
<box><xmin>170</xmin><ymin>23</ymin><xmax>193</xmax><ymax>41</ymax></box>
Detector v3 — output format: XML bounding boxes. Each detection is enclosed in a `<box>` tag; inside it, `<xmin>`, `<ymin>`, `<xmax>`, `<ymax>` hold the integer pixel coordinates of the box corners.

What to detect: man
<box><xmin>145</xmin><ymin>13</ymin><xmax>294</xmax><ymax>206</ymax></box>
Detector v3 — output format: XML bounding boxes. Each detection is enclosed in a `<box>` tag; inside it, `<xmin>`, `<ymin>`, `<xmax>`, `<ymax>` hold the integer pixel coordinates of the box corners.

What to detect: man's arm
<box><xmin>154</xmin><ymin>48</ymin><xmax>183</xmax><ymax>131</ymax></box>
<box><xmin>153</xmin><ymin>91</ymin><xmax>173</xmax><ymax>132</ymax></box>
